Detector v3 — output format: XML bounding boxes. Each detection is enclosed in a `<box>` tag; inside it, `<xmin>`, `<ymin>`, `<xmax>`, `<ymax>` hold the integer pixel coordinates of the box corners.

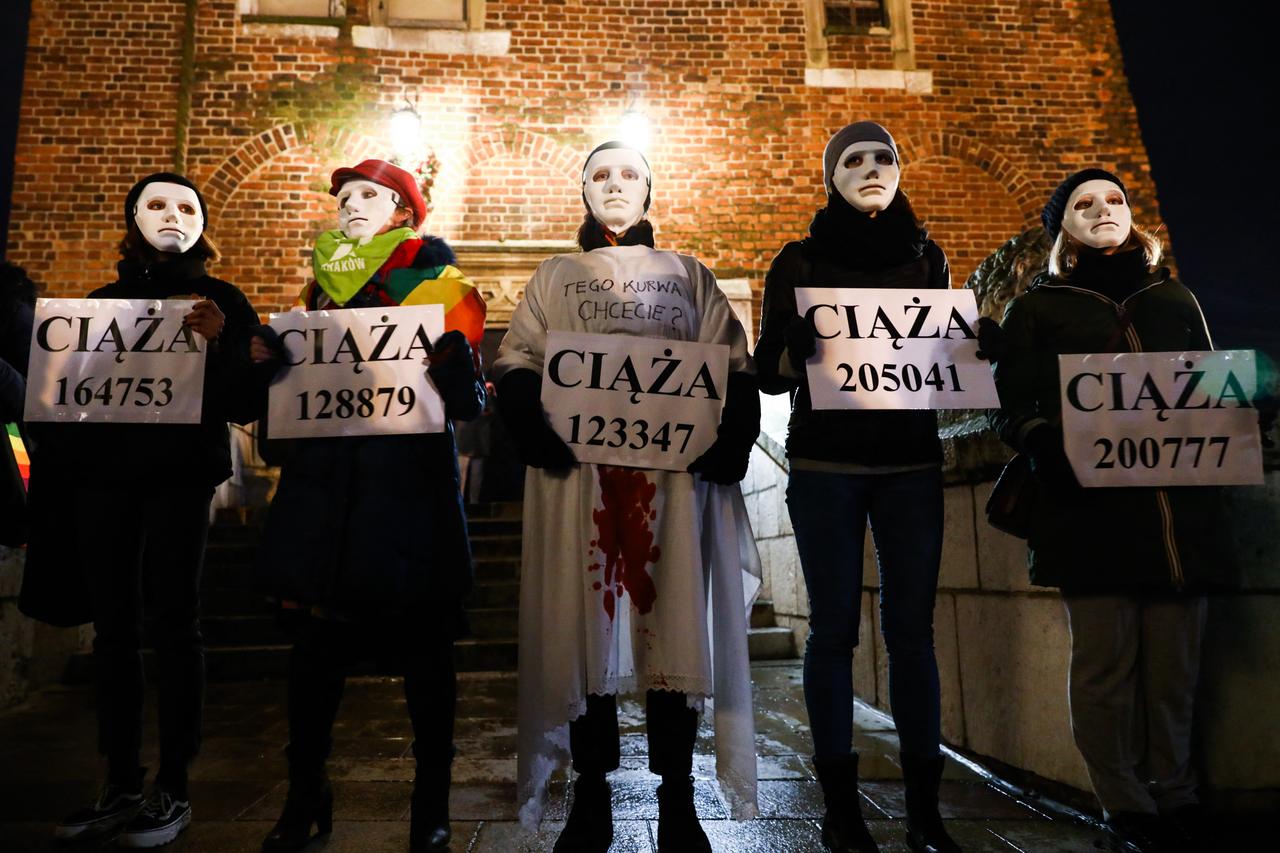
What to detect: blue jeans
<box><xmin>786</xmin><ymin>466</ymin><xmax>944</xmax><ymax>760</ymax></box>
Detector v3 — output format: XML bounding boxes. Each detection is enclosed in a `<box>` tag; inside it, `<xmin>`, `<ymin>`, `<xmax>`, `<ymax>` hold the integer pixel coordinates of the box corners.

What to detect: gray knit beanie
<box><xmin>822</xmin><ymin>122</ymin><xmax>899</xmax><ymax>194</ymax></box>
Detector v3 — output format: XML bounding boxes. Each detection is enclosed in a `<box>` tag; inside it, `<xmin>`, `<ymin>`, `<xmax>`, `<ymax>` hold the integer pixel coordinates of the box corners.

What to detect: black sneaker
<box><xmin>117</xmin><ymin>788</ymin><xmax>192</xmax><ymax>848</ymax></box>
<box><xmin>54</xmin><ymin>783</ymin><xmax>144</xmax><ymax>842</ymax></box>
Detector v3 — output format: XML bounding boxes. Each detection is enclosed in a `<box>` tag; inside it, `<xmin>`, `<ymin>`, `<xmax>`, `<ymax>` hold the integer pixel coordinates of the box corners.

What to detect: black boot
<box><xmin>655</xmin><ymin>775</ymin><xmax>712</xmax><ymax>853</ymax></box>
<box><xmin>409</xmin><ymin>743</ymin><xmax>452</xmax><ymax>852</ymax></box>
<box><xmin>901</xmin><ymin>752</ymin><xmax>961</xmax><ymax>853</ymax></box>
<box><xmin>553</xmin><ymin>773</ymin><xmax>613</xmax><ymax>853</ymax></box>
<box><xmin>1104</xmin><ymin>812</ymin><xmax>1177</xmax><ymax>853</ymax></box>
<box><xmin>813</xmin><ymin>755</ymin><xmax>880</xmax><ymax>852</ymax></box>
<box><xmin>261</xmin><ymin>744</ymin><xmax>334</xmax><ymax>853</ymax></box>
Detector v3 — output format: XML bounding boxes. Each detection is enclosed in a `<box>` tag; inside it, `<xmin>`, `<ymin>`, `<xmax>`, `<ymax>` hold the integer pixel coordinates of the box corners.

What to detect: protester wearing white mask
<box><xmin>755</xmin><ymin>122</ymin><xmax>967</xmax><ymax>853</ymax></box>
<box><xmin>31</xmin><ymin>172</ymin><xmax>272</xmax><ymax>848</ymax></box>
<box><xmin>493</xmin><ymin>141</ymin><xmax>761</xmax><ymax>853</ymax></box>
<box><xmin>990</xmin><ymin>168</ymin><xmax>1224</xmax><ymax>853</ymax></box>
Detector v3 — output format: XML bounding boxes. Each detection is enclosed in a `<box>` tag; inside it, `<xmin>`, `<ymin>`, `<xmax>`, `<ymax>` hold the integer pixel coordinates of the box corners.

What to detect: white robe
<box><xmin>493</xmin><ymin>244</ymin><xmax>761</xmax><ymax>826</ymax></box>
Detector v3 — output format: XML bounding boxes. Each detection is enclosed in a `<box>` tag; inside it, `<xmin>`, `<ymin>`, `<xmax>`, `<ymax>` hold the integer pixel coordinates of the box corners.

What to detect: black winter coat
<box><xmin>756</xmin><ymin>223</ymin><xmax>950</xmax><ymax>467</ymax></box>
<box><xmin>255</xmin><ymin>243</ymin><xmax>485</xmax><ymax>623</ymax></box>
<box><xmin>988</xmin><ymin>256</ymin><xmax>1229</xmax><ymax>592</ymax></box>
<box><xmin>25</xmin><ymin>255</ymin><xmax>270</xmax><ymax>489</ymax></box>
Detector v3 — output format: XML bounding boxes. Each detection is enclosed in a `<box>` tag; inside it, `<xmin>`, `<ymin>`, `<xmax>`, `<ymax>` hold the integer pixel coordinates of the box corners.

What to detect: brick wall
<box><xmin>8</xmin><ymin>0</ymin><xmax>1154</xmax><ymax>315</ymax></box>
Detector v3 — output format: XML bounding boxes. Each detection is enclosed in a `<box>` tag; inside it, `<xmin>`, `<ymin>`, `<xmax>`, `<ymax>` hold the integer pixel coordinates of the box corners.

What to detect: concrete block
<box><xmin>756</xmin><ymin>485</ymin><xmax>781</xmax><ymax>539</ymax></box>
<box><xmin>765</xmin><ymin>539</ymin><xmax>802</xmax><ymax>618</ymax></box>
<box><xmin>777</xmin><ymin>481</ymin><xmax>794</xmax><ymax>536</ymax></box>
<box><xmin>855</xmin><ymin>69</ymin><xmax>906</xmax><ymax>89</ymax></box>
<box><xmin>1218</xmin><ymin>472</ymin><xmax>1280</xmax><ymax>590</ymax></box>
<box><xmin>933</xmin><ymin>593</ymin><xmax>966</xmax><ymax>748</ymax></box>
<box><xmin>939</xmin><ymin>486</ymin><xmax>979</xmax><ymax>590</ymax></box>
<box><xmin>1199</xmin><ymin>594</ymin><xmax>1280</xmax><ymax>790</ymax></box>
<box><xmin>871</xmin><ymin>591</ymin><xmax>889</xmax><ymax>712</ymax></box>
<box><xmin>953</xmin><ymin>593</ymin><xmax>1090</xmax><ymax>790</ymax></box>
<box><xmin>0</xmin><ymin>601</ymin><xmax>35</xmax><ymax>710</ymax></box>
<box><xmin>904</xmin><ymin>70</ymin><xmax>934</xmax><ymax>94</ymax></box>
<box><xmin>972</xmin><ymin>481</ymin><xmax>1035</xmax><ymax>592</ymax></box>
<box><xmin>853</xmin><ymin>591</ymin><xmax>878</xmax><ymax>705</ymax></box>
<box><xmin>862</xmin><ymin>522</ymin><xmax>879</xmax><ymax>589</ymax></box>
<box><xmin>0</xmin><ymin>546</ymin><xmax>23</xmax><ymax>598</ymax></box>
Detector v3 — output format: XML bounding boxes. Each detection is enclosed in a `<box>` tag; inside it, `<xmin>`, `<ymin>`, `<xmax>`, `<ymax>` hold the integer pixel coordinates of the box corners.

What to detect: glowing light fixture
<box><xmin>618</xmin><ymin>108</ymin><xmax>651</xmax><ymax>153</ymax></box>
<box><xmin>390</xmin><ymin>105</ymin><xmax>423</xmax><ymax>164</ymax></box>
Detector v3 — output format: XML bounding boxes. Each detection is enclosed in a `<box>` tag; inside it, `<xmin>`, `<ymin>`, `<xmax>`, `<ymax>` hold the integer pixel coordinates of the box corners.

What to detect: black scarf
<box><xmin>1072</xmin><ymin>247</ymin><xmax>1152</xmax><ymax>304</ymax></box>
<box><xmin>115</xmin><ymin>250</ymin><xmax>208</xmax><ymax>291</ymax></box>
<box><xmin>806</xmin><ymin>191</ymin><xmax>928</xmax><ymax>271</ymax></box>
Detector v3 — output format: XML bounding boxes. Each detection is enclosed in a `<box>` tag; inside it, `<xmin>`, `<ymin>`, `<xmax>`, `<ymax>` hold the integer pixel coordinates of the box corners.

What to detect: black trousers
<box><xmin>284</xmin><ymin>614</ymin><xmax>457</xmax><ymax>774</ymax></box>
<box><xmin>569</xmin><ymin>691</ymin><xmax>699</xmax><ymax>779</ymax></box>
<box><xmin>76</xmin><ymin>486</ymin><xmax>212</xmax><ymax>786</ymax></box>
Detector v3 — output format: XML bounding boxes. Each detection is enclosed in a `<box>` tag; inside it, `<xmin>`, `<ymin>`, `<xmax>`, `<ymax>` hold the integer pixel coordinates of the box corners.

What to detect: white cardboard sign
<box><xmin>24</xmin><ymin>297</ymin><xmax>206</xmax><ymax>424</ymax></box>
<box><xmin>267</xmin><ymin>304</ymin><xmax>446</xmax><ymax>439</ymax></box>
<box><xmin>540</xmin><ymin>331</ymin><xmax>729</xmax><ymax>471</ymax></box>
<box><xmin>1058</xmin><ymin>350</ymin><xmax>1264</xmax><ymax>487</ymax></box>
<box><xmin>795</xmin><ymin>287</ymin><xmax>1000</xmax><ymax>410</ymax></box>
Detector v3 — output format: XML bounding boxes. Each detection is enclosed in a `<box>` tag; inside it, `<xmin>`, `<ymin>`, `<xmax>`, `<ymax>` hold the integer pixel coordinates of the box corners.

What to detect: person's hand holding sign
<box><xmin>783</xmin><ymin>315</ymin><xmax>817</xmax><ymax>373</ymax></box>
<box><xmin>183</xmin><ymin>293</ymin><xmax>225</xmax><ymax>342</ymax></box>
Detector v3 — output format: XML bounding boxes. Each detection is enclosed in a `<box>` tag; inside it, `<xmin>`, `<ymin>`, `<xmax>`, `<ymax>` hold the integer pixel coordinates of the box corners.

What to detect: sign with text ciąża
<box><xmin>267</xmin><ymin>304</ymin><xmax>446</xmax><ymax>439</ymax></box>
<box><xmin>795</xmin><ymin>288</ymin><xmax>1000</xmax><ymax>410</ymax></box>
<box><xmin>1058</xmin><ymin>350</ymin><xmax>1264</xmax><ymax>487</ymax></box>
<box><xmin>24</xmin><ymin>298</ymin><xmax>207</xmax><ymax>424</ymax></box>
<box><xmin>540</xmin><ymin>331</ymin><xmax>729</xmax><ymax>471</ymax></box>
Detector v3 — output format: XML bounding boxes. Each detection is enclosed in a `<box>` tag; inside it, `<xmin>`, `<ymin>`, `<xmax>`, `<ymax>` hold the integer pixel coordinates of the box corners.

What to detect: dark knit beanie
<box><xmin>823</xmin><ymin>121</ymin><xmax>899</xmax><ymax>194</ymax></box>
<box><xmin>124</xmin><ymin>172</ymin><xmax>208</xmax><ymax>230</ymax></box>
<box><xmin>1042</xmin><ymin>168</ymin><xmax>1127</xmax><ymax>242</ymax></box>
<box><xmin>581</xmin><ymin>140</ymin><xmax>652</xmax><ymax>214</ymax></box>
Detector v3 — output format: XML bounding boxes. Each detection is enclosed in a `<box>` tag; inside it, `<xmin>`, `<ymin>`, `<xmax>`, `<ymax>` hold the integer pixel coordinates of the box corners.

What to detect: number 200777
<box><xmin>568</xmin><ymin>414</ymin><xmax>695</xmax><ymax>453</ymax></box>
<box><xmin>1094</xmin><ymin>435</ymin><xmax>1231</xmax><ymax>470</ymax></box>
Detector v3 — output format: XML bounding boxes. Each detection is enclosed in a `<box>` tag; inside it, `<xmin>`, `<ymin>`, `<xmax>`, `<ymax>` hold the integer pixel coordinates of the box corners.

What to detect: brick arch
<box><xmin>201</xmin><ymin>123</ymin><xmax>390</xmax><ymax>216</ymax></box>
<box><xmin>461</xmin><ymin>129</ymin><xmax>584</xmax><ymax>184</ymax></box>
<box><xmin>896</xmin><ymin>131</ymin><xmax>1040</xmax><ymax>226</ymax></box>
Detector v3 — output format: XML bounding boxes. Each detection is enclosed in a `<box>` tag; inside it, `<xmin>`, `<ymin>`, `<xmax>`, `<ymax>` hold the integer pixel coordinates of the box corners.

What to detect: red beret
<box><xmin>328</xmin><ymin>159</ymin><xmax>427</xmax><ymax>228</ymax></box>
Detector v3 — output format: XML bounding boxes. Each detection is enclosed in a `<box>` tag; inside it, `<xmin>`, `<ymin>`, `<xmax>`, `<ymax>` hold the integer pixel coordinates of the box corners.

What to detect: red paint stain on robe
<box><xmin>588</xmin><ymin>465</ymin><xmax>661</xmax><ymax>619</ymax></box>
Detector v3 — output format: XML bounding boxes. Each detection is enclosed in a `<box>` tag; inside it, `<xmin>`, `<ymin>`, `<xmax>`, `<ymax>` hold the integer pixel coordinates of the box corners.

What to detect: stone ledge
<box><xmin>351</xmin><ymin>25</ymin><xmax>511</xmax><ymax>56</ymax></box>
<box><xmin>240</xmin><ymin>22</ymin><xmax>341</xmax><ymax>40</ymax></box>
<box><xmin>804</xmin><ymin>67</ymin><xmax>933</xmax><ymax>93</ymax></box>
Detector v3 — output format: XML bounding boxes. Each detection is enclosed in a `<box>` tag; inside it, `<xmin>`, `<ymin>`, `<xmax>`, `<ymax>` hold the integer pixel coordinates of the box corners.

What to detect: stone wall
<box><xmin>742</xmin><ymin>423</ymin><xmax>1280</xmax><ymax>810</ymax></box>
<box><xmin>0</xmin><ymin>546</ymin><xmax>92</xmax><ymax>711</ymax></box>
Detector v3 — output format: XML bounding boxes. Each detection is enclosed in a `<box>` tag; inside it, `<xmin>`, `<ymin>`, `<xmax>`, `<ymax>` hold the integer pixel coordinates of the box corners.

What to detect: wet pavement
<box><xmin>0</xmin><ymin>661</ymin><xmax>1114</xmax><ymax>852</ymax></box>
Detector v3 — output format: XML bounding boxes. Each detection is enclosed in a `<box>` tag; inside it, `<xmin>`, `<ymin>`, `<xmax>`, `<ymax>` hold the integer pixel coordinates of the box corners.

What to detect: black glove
<box><xmin>975</xmin><ymin>316</ymin><xmax>1004</xmax><ymax>363</ymax></box>
<box><xmin>687</xmin><ymin>372</ymin><xmax>761</xmax><ymax>485</ymax></box>
<box><xmin>495</xmin><ymin>368</ymin><xmax>576</xmax><ymax>472</ymax></box>
<box><xmin>783</xmin><ymin>316</ymin><xmax>817</xmax><ymax>374</ymax></box>
<box><xmin>426</xmin><ymin>330</ymin><xmax>484</xmax><ymax>421</ymax></box>
<box><xmin>1024</xmin><ymin>423</ymin><xmax>1080</xmax><ymax>493</ymax></box>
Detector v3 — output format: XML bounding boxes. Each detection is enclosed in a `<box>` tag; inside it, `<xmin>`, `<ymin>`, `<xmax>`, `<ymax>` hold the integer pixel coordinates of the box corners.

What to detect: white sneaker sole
<box><xmin>116</xmin><ymin>810</ymin><xmax>192</xmax><ymax>848</ymax></box>
<box><xmin>53</xmin><ymin>808</ymin><xmax>140</xmax><ymax>841</ymax></box>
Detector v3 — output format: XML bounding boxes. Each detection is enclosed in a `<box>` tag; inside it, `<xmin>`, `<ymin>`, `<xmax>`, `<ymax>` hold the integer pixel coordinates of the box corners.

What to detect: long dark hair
<box><xmin>576</xmin><ymin>213</ymin><xmax>656</xmax><ymax>251</ymax></box>
<box><xmin>118</xmin><ymin>220</ymin><xmax>221</xmax><ymax>266</ymax></box>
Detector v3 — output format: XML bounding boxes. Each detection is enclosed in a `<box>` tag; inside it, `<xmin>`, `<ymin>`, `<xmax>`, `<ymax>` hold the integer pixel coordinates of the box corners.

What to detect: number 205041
<box><xmin>296</xmin><ymin>386</ymin><xmax>417</xmax><ymax>420</ymax></box>
<box><xmin>1094</xmin><ymin>435</ymin><xmax>1231</xmax><ymax>469</ymax></box>
<box><xmin>567</xmin><ymin>414</ymin><xmax>696</xmax><ymax>453</ymax></box>
<box><xmin>836</xmin><ymin>362</ymin><xmax>964</xmax><ymax>393</ymax></box>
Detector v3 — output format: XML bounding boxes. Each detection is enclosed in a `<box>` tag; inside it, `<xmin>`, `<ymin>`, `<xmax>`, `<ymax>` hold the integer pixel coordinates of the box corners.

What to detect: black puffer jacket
<box><xmin>27</xmin><ymin>253</ymin><xmax>270</xmax><ymax>488</ymax></box>
<box><xmin>989</xmin><ymin>249</ymin><xmax>1228</xmax><ymax>592</ymax></box>
<box><xmin>255</xmin><ymin>237</ymin><xmax>485</xmax><ymax>624</ymax></box>
<box><xmin>755</xmin><ymin>197</ymin><xmax>950</xmax><ymax>466</ymax></box>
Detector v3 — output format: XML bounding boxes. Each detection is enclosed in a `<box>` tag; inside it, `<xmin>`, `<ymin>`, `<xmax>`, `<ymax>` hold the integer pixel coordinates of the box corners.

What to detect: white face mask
<box><xmin>582</xmin><ymin>148</ymin><xmax>650</xmax><ymax>234</ymax></box>
<box><xmin>335</xmin><ymin>179</ymin><xmax>403</xmax><ymax>240</ymax></box>
<box><xmin>1062</xmin><ymin>179</ymin><xmax>1132</xmax><ymax>249</ymax></box>
<box><xmin>134</xmin><ymin>183</ymin><xmax>204</xmax><ymax>254</ymax></box>
<box><xmin>832</xmin><ymin>141</ymin><xmax>900</xmax><ymax>213</ymax></box>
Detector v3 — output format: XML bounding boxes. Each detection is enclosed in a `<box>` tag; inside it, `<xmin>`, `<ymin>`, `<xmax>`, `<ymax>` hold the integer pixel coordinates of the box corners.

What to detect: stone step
<box><xmin>748</xmin><ymin>626</ymin><xmax>797</xmax><ymax>661</ymax></box>
<box><xmin>465</xmin><ymin>502</ymin><xmax>522</xmax><ymax>519</ymax></box>
<box><xmin>466</xmin><ymin>607</ymin><xmax>518</xmax><ymax>639</ymax></box>
<box><xmin>750</xmin><ymin>599</ymin><xmax>778</xmax><ymax>629</ymax></box>
<box><xmin>63</xmin><ymin>636</ymin><xmax>519</xmax><ymax>684</ymax></box>
<box><xmin>466</xmin><ymin>516</ymin><xmax>522</xmax><ymax>536</ymax></box>
<box><xmin>202</xmin><ymin>614</ymin><xmax>285</xmax><ymax>647</ymax></box>
<box><xmin>467</xmin><ymin>580</ymin><xmax>519</xmax><ymax>609</ymax></box>
<box><xmin>468</xmin><ymin>534</ymin><xmax>522</xmax><ymax>558</ymax></box>
<box><xmin>473</xmin><ymin>555</ymin><xmax>519</xmax><ymax>582</ymax></box>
